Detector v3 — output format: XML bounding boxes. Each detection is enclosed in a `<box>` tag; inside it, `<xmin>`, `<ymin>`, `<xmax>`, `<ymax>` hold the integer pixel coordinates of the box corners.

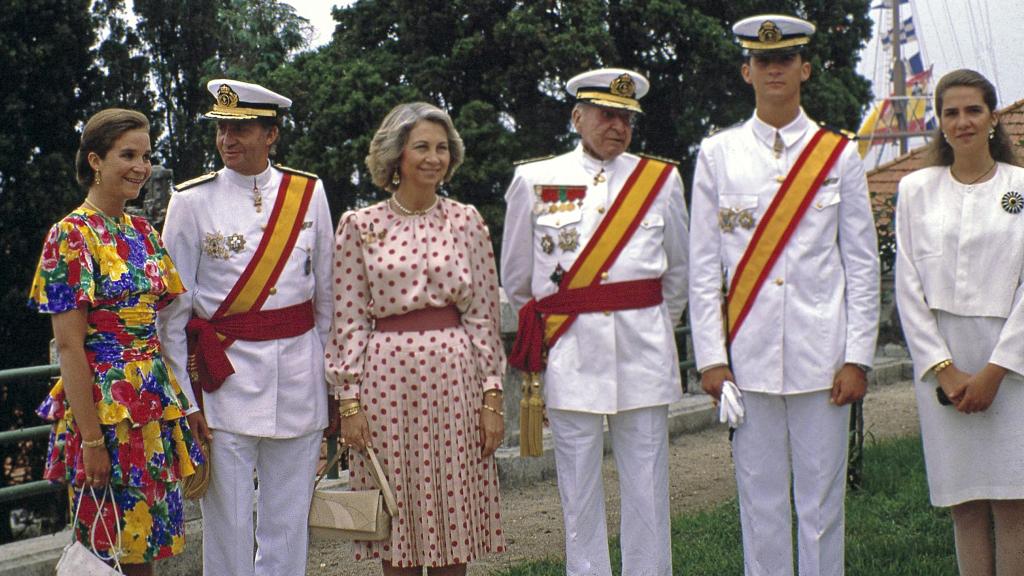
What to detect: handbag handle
<box><xmin>315</xmin><ymin>446</ymin><xmax>398</xmax><ymax>517</ymax></box>
<box><xmin>70</xmin><ymin>485</ymin><xmax>124</xmax><ymax>573</ymax></box>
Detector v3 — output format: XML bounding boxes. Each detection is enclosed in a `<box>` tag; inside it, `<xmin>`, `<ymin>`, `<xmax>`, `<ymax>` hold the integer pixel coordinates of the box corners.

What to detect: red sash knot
<box><xmin>186</xmin><ymin>299</ymin><xmax>316</xmax><ymax>392</ymax></box>
<box><xmin>509</xmin><ymin>278</ymin><xmax>663</xmax><ymax>372</ymax></box>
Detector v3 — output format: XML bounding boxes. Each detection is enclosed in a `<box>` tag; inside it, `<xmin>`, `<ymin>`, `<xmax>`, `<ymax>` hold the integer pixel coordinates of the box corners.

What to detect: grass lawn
<box><xmin>495</xmin><ymin>436</ymin><xmax>958</xmax><ymax>575</ymax></box>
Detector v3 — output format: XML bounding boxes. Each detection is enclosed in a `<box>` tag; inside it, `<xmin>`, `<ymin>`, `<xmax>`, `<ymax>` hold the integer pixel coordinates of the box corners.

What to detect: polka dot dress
<box><xmin>325</xmin><ymin>198</ymin><xmax>506</xmax><ymax>567</ymax></box>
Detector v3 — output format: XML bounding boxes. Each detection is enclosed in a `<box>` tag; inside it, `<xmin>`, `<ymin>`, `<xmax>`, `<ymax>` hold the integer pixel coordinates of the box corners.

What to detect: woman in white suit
<box><xmin>895</xmin><ymin>68</ymin><xmax>1024</xmax><ymax>575</ymax></box>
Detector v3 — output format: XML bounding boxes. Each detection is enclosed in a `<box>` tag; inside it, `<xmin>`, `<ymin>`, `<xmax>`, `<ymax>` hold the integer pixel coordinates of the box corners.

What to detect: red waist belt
<box><xmin>374</xmin><ymin>305</ymin><xmax>461</xmax><ymax>332</ymax></box>
<box><xmin>509</xmin><ymin>278</ymin><xmax>663</xmax><ymax>372</ymax></box>
<box><xmin>186</xmin><ymin>299</ymin><xmax>315</xmax><ymax>393</ymax></box>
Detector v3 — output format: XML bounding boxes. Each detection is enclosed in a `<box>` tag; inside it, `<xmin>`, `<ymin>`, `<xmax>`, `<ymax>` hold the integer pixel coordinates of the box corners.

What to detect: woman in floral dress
<box><xmin>29</xmin><ymin>109</ymin><xmax>203</xmax><ymax>575</ymax></box>
<box><xmin>326</xmin><ymin>102</ymin><xmax>506</xmax><ymax>574</ymax></box>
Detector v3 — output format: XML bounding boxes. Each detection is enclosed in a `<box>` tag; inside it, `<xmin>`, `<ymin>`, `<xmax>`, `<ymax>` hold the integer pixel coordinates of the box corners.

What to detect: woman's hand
<box><xmin>479</xmin><ymin>397</ymin><xmax>505</xmax><ymax>458</ymax></box>
<box><xmin>936</xmin><ymin>364</ymin><xmax>970</xmax><ymax>405</ymax></box>
<box><xmin>82</xmin><ymin>442</ymin><xmax>112</xmax><ymax>488</ymax></box>
<box><xmin>340</xmin><ymin>410</ymin><xmax>372</xmax><ymax>452</ymax></box>
<box><xmin>956</xmin><ymin>364</ymin><xmax>1006</xmax><ymax>414</ymax></box>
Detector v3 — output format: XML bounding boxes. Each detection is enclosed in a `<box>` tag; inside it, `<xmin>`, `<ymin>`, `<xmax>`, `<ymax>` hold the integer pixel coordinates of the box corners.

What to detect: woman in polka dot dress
<box><xmin>325</xmin><ymin>102</ymin><xmax>506</xmax><ymax>574</ymax></box>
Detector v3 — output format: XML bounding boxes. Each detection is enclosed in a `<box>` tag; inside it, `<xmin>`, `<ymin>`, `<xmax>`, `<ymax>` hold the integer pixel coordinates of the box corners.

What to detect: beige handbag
<box><xmin>309</xmin><ymin>446</ymin><xmax>398</xmax><ymax>540</ymax></box>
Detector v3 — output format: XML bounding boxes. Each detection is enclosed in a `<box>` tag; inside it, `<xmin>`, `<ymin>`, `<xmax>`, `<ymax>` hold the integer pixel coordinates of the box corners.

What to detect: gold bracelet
<box><xmin>483</xmin><ymin>389</ymin><xmax>503</xmax><ymax>398</ymax></box>
<box><xmin>339</xmin><ymin>398</ymin><xmax>361</xmax><ymax>410</ymax></box>
<box><xmin>340</xmin><ymin>406</ymin><xmax>361</xmax><ymax>418</ymax></box>
<box><xmin>932</xmin><ymin>359</ymin><xmax>953</xmax><ymax>376</ymax></box>
<box><xmin>81</xmin><ymin>437</ymin><xmax>105</xmax><ymax>449</ymax></box>
<box><xmin>481</xmin><ymin>404</ymin><xmax>505</xmax><ymax>417</ymax></box>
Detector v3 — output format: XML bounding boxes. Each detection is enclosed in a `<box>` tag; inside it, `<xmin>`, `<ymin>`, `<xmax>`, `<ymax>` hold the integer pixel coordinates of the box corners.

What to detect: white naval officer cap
<box><xmin>202</xmin><ymin>79</ymin><xmax>292</xmax><ymax>121</ymax></box>
<box><xmin>732</xmin><ymin>14</ymin><xmax>816</xmax><ymax>55</ymax></box>
<box><xmin>565</xmin><ymin>68</ymin><xmax>650</xmax><ymax>114</ymax></box>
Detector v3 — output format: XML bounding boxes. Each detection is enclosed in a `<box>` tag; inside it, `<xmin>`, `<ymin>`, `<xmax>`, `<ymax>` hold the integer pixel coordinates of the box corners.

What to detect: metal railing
<box><xmin>0</xmin><ymin>364</ymin><xmax>61</xmax><ymax>505</ymax></box>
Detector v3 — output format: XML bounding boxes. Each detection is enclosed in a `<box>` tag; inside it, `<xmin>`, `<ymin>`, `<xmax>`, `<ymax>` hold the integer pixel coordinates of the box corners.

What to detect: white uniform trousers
<box><xmin>548</xmin><ymin>405</ymin><xmax>672</xmax><ymax>576</ymax></box>
<box><xmin>732</xmin><ymin>389</ymin><xmax>850</xmax><ymax>576</ymax></box>
<box><xmin>201</xmin><ymin>429</ymin><xmax>322</xmax><ymax>576</ymax></box>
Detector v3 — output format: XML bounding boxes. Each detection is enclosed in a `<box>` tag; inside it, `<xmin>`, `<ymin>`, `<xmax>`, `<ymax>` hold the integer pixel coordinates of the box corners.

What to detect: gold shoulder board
<box><xmin>513</xmin><ymin>154</ymin><xmax>556</xmax><ymax>166</ymax></box>
<box><xmin>818</xmin><ymin>122</ymin><xmax>855</xmax><ymax>140</ymax></box>
<box><xmin>174</xmin><ymin>172</ymin><xmax>217</xmax><ymax>191</ymax></box>
<box><xmin>274</xmin><ymin>164</ymin><xmax>319</xmax><ymax>179</ymax></box>
<box><xmin>637</xmin><ymin>153</ymin><xmax>679</xmax><ymax>165</ymax></box>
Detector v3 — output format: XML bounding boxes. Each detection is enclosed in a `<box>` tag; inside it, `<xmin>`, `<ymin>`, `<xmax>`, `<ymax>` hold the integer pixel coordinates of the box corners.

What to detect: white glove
<box><xmin>718</xmin><ymin>380</ymin><xmax>745</xmax><ymax>428</ymax></box>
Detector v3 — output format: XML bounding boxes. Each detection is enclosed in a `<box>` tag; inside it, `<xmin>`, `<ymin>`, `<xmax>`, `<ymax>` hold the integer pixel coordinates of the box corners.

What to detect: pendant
<box><xmin>549</xmin><ymin>264</ymin><xmax>565</xmax><ymax>285</ymax></box>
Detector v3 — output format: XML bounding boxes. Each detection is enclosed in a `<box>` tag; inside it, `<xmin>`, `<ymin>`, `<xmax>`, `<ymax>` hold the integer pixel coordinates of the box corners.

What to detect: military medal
<box><xmin>305</xmin><ymin>253</ymin><xmax>312</xmax><ymax>275</ymax></box>
<box><xmin>252</xmin><ymin>177</ymin><xmax>263</xmax><ymax>213</ymax></box>
<box><xmin>558</xmin><ymin>227</ymin><xmax>580</xmax><ymax>252</ymax></box>
<box><xmin>593</xmin><ymin>168</ymin><xmax>606</xmax><ymax>185</ymax></box>
<box><xmin>737</xmin><ymin>210</ymin><xmax>756</xmax><ymax>230</ymax></box>
<box><xmin>203</xmin><ymin>231</ymin><xmax>231</xmax><ymax>259</ymax></box>
<box><xmin>226</xmin><ymin>233</ymin><xmax>246</xmax><ymax>253</ymax></box>
<box><xmin>534</xmin><ymin>185</ymin><xmax>587</xmax><ymax>215</ymax></box>
<box><xmin>540</xmin><ymin>234</ymin><xmax>555</xmax><ymax>254</ymax></box>
<box><xmin>718</xmin><ymin>209</ymin><xmax>736</xmax><ymax>233</ymax></box>
<box><xmin>549</xmin><ymin>264</ymin><xmax>566</xmax><ymax>285</ymax></box>
<box><xmin>1002</xmin><ymin>190</ymin><xmax>1023</xmax><ymax>214</ymax></box>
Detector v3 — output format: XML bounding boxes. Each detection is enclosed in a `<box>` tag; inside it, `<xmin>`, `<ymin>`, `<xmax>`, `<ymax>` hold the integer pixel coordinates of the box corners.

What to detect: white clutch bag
<box><xmin>56</xmin><ymin>486</ymin><xmax>123</xmax><ymax>575</ymax></box>
<box><xmin>309</xmin><ymin>446</ymin><xmax>398</xmax><ymax>541</ymax></box>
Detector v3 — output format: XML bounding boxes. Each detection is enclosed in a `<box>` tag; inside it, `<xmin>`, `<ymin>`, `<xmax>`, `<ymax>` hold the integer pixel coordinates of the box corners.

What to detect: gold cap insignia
<box><xmin>758</xmin><ymin>21</ymin><xmax>781</xmax><ymax>43</ymax></box>
<box><xmin>216</xmin><ymin>85</ymin><xmax>240</xmax><ymax>109</ymax></box>
<box><xmin>609</xmin><ymin>74</ymin><xmax>636</xmax><ymax>98</ymax></box>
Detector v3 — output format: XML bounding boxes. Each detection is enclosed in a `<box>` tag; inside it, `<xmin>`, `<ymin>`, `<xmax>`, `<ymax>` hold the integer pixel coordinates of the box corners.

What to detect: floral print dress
<box><xmin>28</xmin><ymin>207</ymin><xmax>203</xmax><ymax>564</ymax></box>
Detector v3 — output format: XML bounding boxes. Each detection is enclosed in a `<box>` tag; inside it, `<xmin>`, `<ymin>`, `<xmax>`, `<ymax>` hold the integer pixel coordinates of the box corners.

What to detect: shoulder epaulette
<box><xmin>638</xmin><ymin>153</ymin><xmax>679</xmax><ymax>166</ymax></box>
<box><xmin>274</xmin><ymin>164</ymin><xmax>319</xmax><ymax>179</ymax></box>
<box><xmin>818</xmin><ymin>122</ymin><xmax>856</xmax><ymax>140</ymax></box>
<box><xmin>513</xmin><ymin>154</ymin><xmax>555</xmax><ymax>166</ymax></box>
<box><xmin>174</xmin><ymin>172</ymin><xmax>217</xmax><ymax>191</ymax></box>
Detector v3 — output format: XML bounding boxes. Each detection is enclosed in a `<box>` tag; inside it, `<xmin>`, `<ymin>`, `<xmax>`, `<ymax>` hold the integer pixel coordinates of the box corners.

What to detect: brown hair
<box><xmin>365</xmin><ymin>102</ymin><xmax>465</xmax><ymax>191</ymax></box>
<box><xmin>75</xmin><ymin>108</ymin><xmax>150</xmax><ymax>188</ymax></box>
<box><xmin>926</xmin><ymin>69</ymin><xmax>1020</xmax><ymax>167</ymax></box>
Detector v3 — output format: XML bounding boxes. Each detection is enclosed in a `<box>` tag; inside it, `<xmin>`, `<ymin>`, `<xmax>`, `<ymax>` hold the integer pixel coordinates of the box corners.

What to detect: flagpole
<box><xmin>891</xmin><ymin>0</ymin><xmax>909</xmax><ymax>155</ymax></box>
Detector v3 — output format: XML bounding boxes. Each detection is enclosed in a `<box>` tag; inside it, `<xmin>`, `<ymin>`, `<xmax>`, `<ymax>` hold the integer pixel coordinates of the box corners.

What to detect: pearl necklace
<box><xmin>390</xmin><ymin>194</ymin><xmax>439</xmax><ymax>216</ymax></box>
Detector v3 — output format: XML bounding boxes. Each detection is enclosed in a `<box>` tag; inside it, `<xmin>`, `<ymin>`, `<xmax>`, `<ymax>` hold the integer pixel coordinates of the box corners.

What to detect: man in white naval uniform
<box><xmin>158</xmin><ymin>79</ymin><xmax>333</xmax><ymax>576</ymax></box>
<box><xmin>689</xmin><ymin>16</ymin><xmax>879</xmax><ymax>576</ymax></box>
<box><xmin>501</xmin><ymin>68</ymin><xmax>688</xmax><ymax>576</ymax></box>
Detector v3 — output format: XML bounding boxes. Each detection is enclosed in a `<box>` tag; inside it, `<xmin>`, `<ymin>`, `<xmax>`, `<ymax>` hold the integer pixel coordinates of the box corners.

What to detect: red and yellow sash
<box><xmin>187</xmin><ymin>172</ymin><xmax>316</xmax><ymax>394</ymax></box>
<box><xmin>726</xmin><ymin>129</ymin><xmax>848</xmax><ymax>342</ymax></box>
<box><xmin>545</xmin><ymin>157</ymin><xmax>674</xmax><ymax>344</ymax></box>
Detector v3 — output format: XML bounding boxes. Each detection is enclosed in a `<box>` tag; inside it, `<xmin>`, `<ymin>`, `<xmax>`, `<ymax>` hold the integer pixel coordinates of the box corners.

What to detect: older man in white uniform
<box><xmin>502</xmin><ymin>68</ymin><xmax>689</xmax><ymax>576</ymax></box>
<box><xmin>158</xmin><ymin>79</ymin><xmax>333</xmax><ymax>576</ymax></box>
<box><xmin>689</xmin><ymin>15</ymin><xmax>880</xmax><ymax>576</ymax></box>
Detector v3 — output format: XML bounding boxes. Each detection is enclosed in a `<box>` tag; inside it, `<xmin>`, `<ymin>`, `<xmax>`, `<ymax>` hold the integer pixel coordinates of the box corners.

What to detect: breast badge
<box><xmin>719</xmin><ymin>208</ymin><xmax>758</xmax><ymax>233</ymax></box>
<box><xmin>226</xmin><ymin>233</ymin><xmax>246</xmax><ymax>253</ymax></box>
<box><xmin>534</xmin><ymin>185</ymin><xmax>586</xmax><ymax>215</ymax></box>
<box><xmin>1001</xmin><ymin>190</ymin><xmax>1022</xmax><ymax>214</ymax></box>
<box><xmin>557</xmin><ymin>227</ymin><xmax>580</xmax><ymax>252</ymax></box>
<box><xmin>361</xmin><ymin>223</ymin><xmax>387</xmax><ymax>246</ymax></box>
<box><xmin>203</xmin><ymin>232</ymin><xmax>231</xmax><ymax>260</ymax></box>
<box><xmin>540</xmin><ymin>234</ymin><xmax>555</xmax><ymax>254</ymax></box>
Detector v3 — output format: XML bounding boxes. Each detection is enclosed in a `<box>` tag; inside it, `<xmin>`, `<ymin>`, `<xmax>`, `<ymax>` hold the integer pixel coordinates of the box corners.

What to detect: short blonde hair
<box><xmin>365</xmin><ymin>102</ymin><xmax>465</xmax><ymax>191</ymax></box>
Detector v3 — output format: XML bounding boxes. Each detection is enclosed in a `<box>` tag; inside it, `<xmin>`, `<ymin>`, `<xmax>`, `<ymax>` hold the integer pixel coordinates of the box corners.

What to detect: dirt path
<box><xmin>308</xmin><ymin>379</ymin><xmax>920</xmax><ymax>574</ymax></box>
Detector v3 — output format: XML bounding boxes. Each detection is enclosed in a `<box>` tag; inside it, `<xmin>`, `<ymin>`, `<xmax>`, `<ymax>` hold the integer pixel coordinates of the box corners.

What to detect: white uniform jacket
<box><xmin>895</xmin><ymin>163</ymin><xmax>1024</xmax><ymax>382</ymax></box>
<box><xmin>501</xmin><ymin>145</ymin><xmax>689</xmax><ymax>413</ymax></box>
<box><xmin>157</xmin><ymin>164</ymin><xmax>333</xmax><ymax>438</ymax></box>
<box><xmin>689</xmin><ymin>110</ymin><xmax>879</xmax><ymax>394</ymax></box>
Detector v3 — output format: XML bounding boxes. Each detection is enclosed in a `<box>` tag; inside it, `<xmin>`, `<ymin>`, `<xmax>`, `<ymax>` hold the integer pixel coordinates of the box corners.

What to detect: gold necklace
<box><xmin>390</xmin><ymin>194</ymin><xmax>439</xmax><ymax>216</ymax></box>
<box><xmin>82</xmin><ymin>198</ymin><xmax>125</xmax><ymax>218</ymax></box>
<box><xmin>952</xmin><ymin>161</ymin><xmax>997</xmax><ymax>185</ymax></box>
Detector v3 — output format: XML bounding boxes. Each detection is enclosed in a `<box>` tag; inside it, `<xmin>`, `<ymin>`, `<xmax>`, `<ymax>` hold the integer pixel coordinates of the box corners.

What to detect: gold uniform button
<box><xmin>604</xmin><ymin>311</ymin><xmax>611</xmax><ymax>316</ymax></box>
<box><xmin>600</xmin><ymin>271</ymin><xmax>609</xmax><ymax>280</ymax></box>
<box><xmin>269</xmin><ymin>287</ymin><xmax>278</xmax><ymax>295</ymax></box>
<box><xmin>597</xmin><ymin>206</ymin><xmax>606</xmax><ymax>214</ymax></box>
<box><xmin>774</xmin><ymin>278</ymin><xmax>784</xmax><ymax>286</ymax></box>
<box><xmin>775</xmin><ymin>176</ymin><xmax>785</xmax><ymax>183</ymax></box>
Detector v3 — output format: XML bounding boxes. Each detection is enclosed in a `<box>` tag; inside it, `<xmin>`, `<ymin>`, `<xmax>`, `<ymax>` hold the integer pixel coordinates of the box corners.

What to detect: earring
<box><xmin>94</xmin><ymin>170</ymin><xmax>102</xmax><ymax>185</ymax></box>
<box><xmin>989</xmin><ymin>127</ymin><xmax>996</xmax><ymax>140</ymax></box>
<box><xmin>391</xmin><ymin>171</ymin><xmax>401</xmax><ymax>187</ymax></box>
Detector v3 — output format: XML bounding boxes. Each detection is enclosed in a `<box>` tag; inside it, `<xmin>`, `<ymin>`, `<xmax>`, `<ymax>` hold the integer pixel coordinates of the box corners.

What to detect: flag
<box><xmin>881</xmin><ymin>17</ymin><xmax>917</xmax><ymax>46</ymax></box>
<box><xmin>857</xmin><ymin>64</ymin><xmax>934</xmax><ymax>156</ymax></box>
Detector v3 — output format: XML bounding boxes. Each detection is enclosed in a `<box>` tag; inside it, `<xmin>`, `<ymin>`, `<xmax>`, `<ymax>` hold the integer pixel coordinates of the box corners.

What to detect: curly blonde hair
<box><xmin>365</xmin><ymin>102</ymin><xmax>465</xmax><ymax>191</ymax></box>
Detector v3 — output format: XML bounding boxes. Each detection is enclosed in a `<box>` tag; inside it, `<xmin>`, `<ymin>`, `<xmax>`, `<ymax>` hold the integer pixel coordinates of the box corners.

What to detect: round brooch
<box><xmin>1001</xmin><ymin>190</ymin><xmax>1023</xmax><ymax>214</ymax></box>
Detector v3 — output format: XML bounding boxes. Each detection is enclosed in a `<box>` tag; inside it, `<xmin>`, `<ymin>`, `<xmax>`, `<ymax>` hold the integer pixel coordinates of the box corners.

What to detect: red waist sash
<box><xmin>186</xmin><ymin>299</ymin><xmax>315</xmax><ymax>392</ymax></box>
<box><xmin>374</xmin><ymin>305</ymin><xmax>461</xmax><ymax>332</ymax></box>
<box><xmin>509</xmin><ymin>278</ymin><xmax>663</xmax><ymax>372</ymax></box>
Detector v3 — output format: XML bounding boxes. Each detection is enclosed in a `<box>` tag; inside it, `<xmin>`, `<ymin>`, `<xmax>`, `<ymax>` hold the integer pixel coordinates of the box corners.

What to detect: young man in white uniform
<box><xmin>501</xmin><ymin>68</ymin><xmax>689</xmax><ymax>576</ymax></box>
<box><xmin>688</xmin><ymin>15</ymin><xmax>880</xmax><ymax>576</ymax></box>
<box><xmin>158</xmin><ymin>79</ymin><xmax>333</xmax><ymax>576</ymax></box>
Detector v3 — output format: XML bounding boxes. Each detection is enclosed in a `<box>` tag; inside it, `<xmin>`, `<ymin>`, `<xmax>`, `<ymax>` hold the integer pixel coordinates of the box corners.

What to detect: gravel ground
<box><xmin>307</xmin><ymin>378</ymin><xmax>920</xmax><ymax>575</ymax></box>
